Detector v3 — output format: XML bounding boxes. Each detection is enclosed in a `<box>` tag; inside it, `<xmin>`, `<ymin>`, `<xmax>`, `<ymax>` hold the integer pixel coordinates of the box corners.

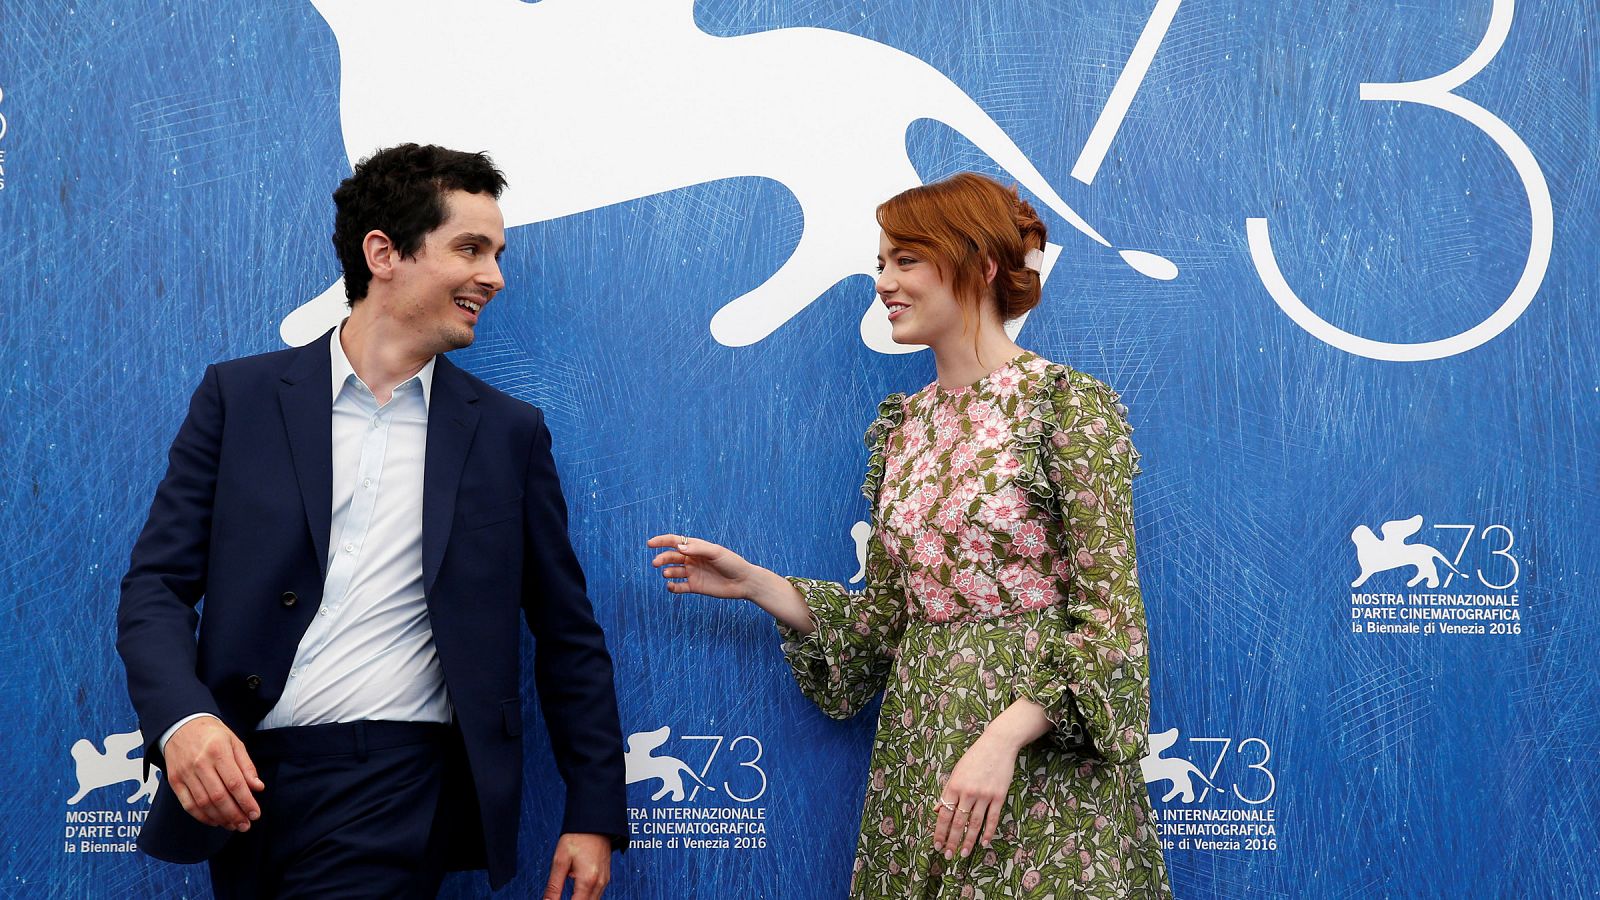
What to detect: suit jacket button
<box><xmin>245</xmin><ymin>675</ymin><xmax>263</xmax><ymax>690</ymax></box>
<box><xmin>281</xmin><ymin>591</ymin><xmax>298</xmax><ymax>607</ymax></box>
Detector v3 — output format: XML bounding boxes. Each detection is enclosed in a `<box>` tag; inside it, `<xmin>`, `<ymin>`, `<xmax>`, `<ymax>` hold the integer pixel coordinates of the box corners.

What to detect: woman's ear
<box><xmin>984</xmin><ymin>256</ymin><xmax>998</xmax><ymax>285</ymax></box>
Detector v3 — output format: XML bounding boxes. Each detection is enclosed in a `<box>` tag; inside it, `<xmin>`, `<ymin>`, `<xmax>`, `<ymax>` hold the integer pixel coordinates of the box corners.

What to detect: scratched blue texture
<box><xmin>1</xmin><ymin>1</ymin><xmax>1596</xmax><ymax>897</ymax></box>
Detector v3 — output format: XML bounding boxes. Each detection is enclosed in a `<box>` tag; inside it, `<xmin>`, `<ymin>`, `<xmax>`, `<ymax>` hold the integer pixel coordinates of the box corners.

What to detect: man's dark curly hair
<box><xmin>331</xmin><ymin>143</ymin><xmax>508</xmax><ymax>303</ymax></box>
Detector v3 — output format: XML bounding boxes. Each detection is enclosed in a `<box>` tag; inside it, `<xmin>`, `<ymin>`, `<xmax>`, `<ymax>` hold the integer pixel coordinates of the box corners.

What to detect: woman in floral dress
<box><xmin>649</xmin><ymin>173</ymin><xmax>1170</xmax><ymax>898</ymax></box>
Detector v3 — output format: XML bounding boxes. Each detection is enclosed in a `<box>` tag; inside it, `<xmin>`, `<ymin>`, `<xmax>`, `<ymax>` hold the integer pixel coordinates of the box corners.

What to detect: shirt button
<box><xmin>363</xmin><ymin>478</ymin><xmax>372</xmax><ymax>489</ymax></box>
<box><xmin>371</xmin><ymin>417</ymin><xmax>381</xmax><ymax>429</ymax></box>
<box><xmin>289</xmin><ymin>668</ymin><xmax>299</xmax><ymax>678</ymax></box>
<box><xmin>343</xmin><ymin>543</ymin><xmax>355</xmax><ymax>554</ymax></box>
<box><xmin>319</xmin><ymin>607</ymin><xmax>329</xmax><ymax>617</ymax></box>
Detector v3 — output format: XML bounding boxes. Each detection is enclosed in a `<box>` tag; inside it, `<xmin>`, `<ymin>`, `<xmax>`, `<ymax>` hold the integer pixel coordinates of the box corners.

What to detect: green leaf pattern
<box><xmin>778</xmin><ymin>354</ymin><xmax>1170</xmax><ymax>898</ymax></box>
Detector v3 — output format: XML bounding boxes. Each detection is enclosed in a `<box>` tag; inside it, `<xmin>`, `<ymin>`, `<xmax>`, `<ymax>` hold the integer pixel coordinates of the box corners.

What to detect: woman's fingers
<box><xmin>942</xmin><ymin>802</ymin><xmax>973</xmax><ymax>859</ymax></box>
<box><xmin>647</xmin><ymin>533</ymin><xmax>708</xmax><ymax>551</ymax></box>
<box><xmin>937</xmin><ymin>801</ymin><xmax>975</xmax><ymax>859</ymax></box>
<box><xmin>933</xmin><ymin>794</ymin><xmax>980</xmax><ymax>856</ymax></box>
<box><xmin>957</xmin><ymin>799</ymin><xmax>987</xmax><ymax>858</ymax></box>
<box><xmin>647</xmin><ymin>535</ymin><xmax>720</xmax><ymax>559</ymax></box>
<box><xmin>647</xmin><ymin>534</ymin><xmax>750</xmax><ymax>599</ymax></box>
<box><xmin>651</xmin><ymin>550</ymin><xmax>686</xmax><ymax>568</ymax></box>
<box><xmin>675</xmin><ymin>536</ymin><xmax>720</xmax><ymax>558</ymax></box>
<box><xmin>979</xmin><ymin>798</ymin><xmax>1003</xmax><ymax>849</ymax></box>
<box><xmin>933</xmin><ymin>790</ymin><xmax>1004</xmax><ymax>858</ymax></box>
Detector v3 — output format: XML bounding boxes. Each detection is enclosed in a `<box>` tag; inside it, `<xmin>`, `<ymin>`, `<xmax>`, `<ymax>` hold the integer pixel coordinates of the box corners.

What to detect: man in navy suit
<box><xmin>117</xmin><ymin>144</ymin><xmax>625</xmax><ymax>898</ymax></box>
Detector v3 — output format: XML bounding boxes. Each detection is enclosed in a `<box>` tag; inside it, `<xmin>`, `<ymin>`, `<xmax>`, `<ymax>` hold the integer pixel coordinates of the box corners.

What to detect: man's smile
<box><xmin>453</xmin><ymin>295</ymin><xmax>486</xmax><ymax>322</ymax></box>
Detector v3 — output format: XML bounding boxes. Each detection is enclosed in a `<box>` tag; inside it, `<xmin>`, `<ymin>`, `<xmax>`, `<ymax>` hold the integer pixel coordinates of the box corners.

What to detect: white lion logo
<box><xmin>1140</xmin><ymin>727</ymin><xmax>1216</xmax><ymax>804</ymax></box>
<box><xmin>67</xmin><ymin>730</ymin><xmax>159</xmax><ymax>805</ymax></box>
<box><xmin>849</xmin><ymin>520</ymin><xmax>872</xmax><ymax>585</ymax></box>
<box><xmin>1350</xmin><ymin>515</ymin><xmax>1462</xmax><ymax>589</ymax></box>
<box><xmin>282</xmin><ymin>0</ymin><xmax>1176</xmax><ymax>351</ymax></box>
<box><xmin>623</xmin><ymin>726</ymin><xmax>715</xmax><ymax>802</ymax></box>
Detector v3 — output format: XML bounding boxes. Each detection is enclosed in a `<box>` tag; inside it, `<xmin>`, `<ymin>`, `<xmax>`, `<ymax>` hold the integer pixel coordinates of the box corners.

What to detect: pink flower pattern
<box><xmin>957</xmin><ymin>524</ymin><xmax>996</xmax><ymax>566</ymax></box>
<box><xmin>1012</xmin><ymin>520</ymin><xmax>1050</xmax><ymax>559</ymax></box>
<box><xmin>933</xmin><ymin>497</ymin><xmax>966</xmax><ymax>532</ymax></box>
<box><xmin>948</xmin><ymin>441</ymin><xmax>979</xmax><ymax>476</ymax></box>
<box><xmin>775</xmin><ymin>353</ymin><xmax>1168</xmax><ymax>899</ymax></box>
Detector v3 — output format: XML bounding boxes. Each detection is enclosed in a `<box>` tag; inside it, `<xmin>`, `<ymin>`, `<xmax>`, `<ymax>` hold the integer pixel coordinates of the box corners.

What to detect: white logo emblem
<box><xmin>1350</xmin><ymin>515</ymin><xmax>1463</xmax><ymax>589</ymax></box>
<box><xmin>67</xmin><ymin>730</ymin><xmax>159</xmax><ymax>806</ymax></box>
<box><xmin>1140</xmin><ymin>727</ymin><xmax>1217</xmax><ymax>804</ymax></box>
<box><xmin>624</xmin><ymin>726</ymin><xmax>716</xmax><ymax>802</ymax></box>
<box><xmin>281</xmin><ymin>0</ymin><xmax>1176</xmax><ymax>350</ymax></box>
<box><xmin>849</xmin><ymin>520</ymin><xmax>872</xmax><ymax>585</ymax></box>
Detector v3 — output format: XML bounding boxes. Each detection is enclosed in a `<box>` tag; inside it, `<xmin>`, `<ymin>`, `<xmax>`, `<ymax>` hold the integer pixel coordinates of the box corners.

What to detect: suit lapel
<box><xmin>279</xmin><ymin>330</ymin><xmax>335</xmax><ymax>578</ymax></box>
<box><xmin>422</xmin><ymin>354</ymin><xmax>481</xmax><ymax>594</ymax></box>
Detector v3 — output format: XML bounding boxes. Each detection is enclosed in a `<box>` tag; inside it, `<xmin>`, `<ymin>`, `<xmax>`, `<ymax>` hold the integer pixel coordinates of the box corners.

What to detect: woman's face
<box><xmin>876</xmin><ymin>231</ymin><xmax>968</xmax><ymax>348</ymax></box>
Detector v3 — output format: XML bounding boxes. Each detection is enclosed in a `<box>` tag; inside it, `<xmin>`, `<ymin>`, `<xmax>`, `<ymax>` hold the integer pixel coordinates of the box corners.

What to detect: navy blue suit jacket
<box><xmin>116</xmin><ymin>331</ymin><xmax>626</xmax><ymax>888</ymax></box>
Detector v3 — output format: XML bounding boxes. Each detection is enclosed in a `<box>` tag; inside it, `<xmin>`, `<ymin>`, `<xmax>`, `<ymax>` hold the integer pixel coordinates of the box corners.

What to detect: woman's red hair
<box><xmin>876</xmin><ymin>173</ymin><xmax>1048</xmax><ymax>322</ymax></box>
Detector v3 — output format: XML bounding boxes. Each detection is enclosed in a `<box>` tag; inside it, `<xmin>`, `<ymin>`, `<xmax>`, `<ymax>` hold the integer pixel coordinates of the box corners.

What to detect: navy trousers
<box><xmin>207</xmin><ymin>721</ymin><xmax>454</xmax><ymax>900</ymax></box>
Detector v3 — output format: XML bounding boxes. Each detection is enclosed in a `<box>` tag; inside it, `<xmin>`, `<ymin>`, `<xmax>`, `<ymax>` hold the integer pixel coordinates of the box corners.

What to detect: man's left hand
<box><xmin>543</xmin><ymin>832</ymin><xmax>612</xmax><ymax>900</ymax></box>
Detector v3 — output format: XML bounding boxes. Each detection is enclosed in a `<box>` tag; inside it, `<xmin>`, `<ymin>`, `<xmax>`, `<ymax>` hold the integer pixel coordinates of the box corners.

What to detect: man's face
<box><xmin>386</xmin><ymin>189</ymin><xmax>507</xmax><ymax>354</ymax></box>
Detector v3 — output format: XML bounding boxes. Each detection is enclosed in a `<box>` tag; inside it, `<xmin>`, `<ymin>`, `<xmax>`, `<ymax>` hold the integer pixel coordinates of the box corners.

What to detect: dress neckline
<box><xmin>927</xmin><ymin>351</ymin><xmax>1037</xmax><ymax>398</ymax></box>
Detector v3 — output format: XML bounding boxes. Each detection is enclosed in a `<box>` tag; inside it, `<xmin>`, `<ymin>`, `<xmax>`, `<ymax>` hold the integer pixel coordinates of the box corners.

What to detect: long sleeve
<box><xmin>1014</xmin><ymin>371</ymin><xmax>1152</xmax><ymax>764</ymax></box>
<box><xmin>776</xmin><ymin>393</ymin><xmax>911</xmax><ymax>720</ymax></box>
<box><xmin>117</xmin><ymin>365</ymin><xmax>226</xmax><ymax>768</ymax></box>
<box><xmin>778</xmin><ymin>529</ymin><xmax>910</xmax><ymax>719</ymax></box>
<box><xmin>519</xmin><ymin>410</ymin><xmax>627</xmax><ymax>843</ymax></box>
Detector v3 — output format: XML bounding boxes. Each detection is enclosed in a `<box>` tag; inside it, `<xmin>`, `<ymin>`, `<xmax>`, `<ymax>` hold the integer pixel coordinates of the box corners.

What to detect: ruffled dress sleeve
<box><xmin>777</xmin><ymin>395</ymin><xmax>913</xmax><ymax>720</ymax></box>
<box><xmin>1012</xmin><ymin>368</ymin><xmax>1152</xmax><ymax>764</ymax></box>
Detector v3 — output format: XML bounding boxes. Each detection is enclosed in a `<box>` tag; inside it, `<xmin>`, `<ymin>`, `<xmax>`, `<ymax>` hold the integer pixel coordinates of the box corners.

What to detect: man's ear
<box><xmin>363</xmin><ymin>230</ymin><xmax>398</xmax><ymax>284</ymax></box>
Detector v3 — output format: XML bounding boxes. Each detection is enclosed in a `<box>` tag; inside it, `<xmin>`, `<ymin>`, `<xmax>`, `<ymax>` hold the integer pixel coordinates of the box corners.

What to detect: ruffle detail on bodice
<box><xmin>1013</xmin><ymin>364</ymin><xmax>1143</xmax><ymax>526</ymax></box>
<box><xmin>860</xmin><ymin>392</ymin><xmax>908</xmax><ymax>508</ymax></box>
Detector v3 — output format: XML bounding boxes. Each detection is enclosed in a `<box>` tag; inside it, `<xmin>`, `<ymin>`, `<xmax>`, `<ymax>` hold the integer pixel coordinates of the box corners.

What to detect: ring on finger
<box><xmin>939</xmin><ymin>798</ymin><xmax>956</xmax><ymax>810</ymax></box>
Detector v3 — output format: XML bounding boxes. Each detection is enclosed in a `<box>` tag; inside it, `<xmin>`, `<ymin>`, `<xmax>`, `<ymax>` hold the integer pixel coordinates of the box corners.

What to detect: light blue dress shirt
<box><xmin>163</xmin><ymin>325</ymin><xmax>451</xmax><ymax>750</ymax></box>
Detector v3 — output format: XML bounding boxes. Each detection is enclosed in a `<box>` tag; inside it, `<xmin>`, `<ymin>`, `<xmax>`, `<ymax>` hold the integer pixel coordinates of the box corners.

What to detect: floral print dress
<box><xmin>780</xmin><ymin>353</ymin><xmax>1170</xmax><ymax>899</ymax></box>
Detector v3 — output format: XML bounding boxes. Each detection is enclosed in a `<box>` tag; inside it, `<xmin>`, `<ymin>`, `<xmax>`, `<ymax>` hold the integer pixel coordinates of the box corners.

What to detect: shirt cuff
<box><xmin>159</xmin><ymin>713</ymin><xmax>221</xmax><ymax>756</ymax></box>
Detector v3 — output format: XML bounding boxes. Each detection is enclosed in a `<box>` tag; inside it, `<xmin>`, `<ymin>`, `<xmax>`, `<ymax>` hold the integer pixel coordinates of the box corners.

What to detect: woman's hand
<box><xmin>646</xmin><ymin>534</ymin><xmax>759</xmax><ymax>599</ymax></box>
<box><xmin>646</xmin><ymin>534</ymin><xmax>816</xmax><ymax>633</ymax></box>
<box><xmin>932</xmin><ymin>730</ymin><xmax>1019</xmax><ymax>859</ymax></box>
<box><xmin>933</xmin><ymin>697</ymin><xmax>1053</xmax><ymax>858</ymax></box>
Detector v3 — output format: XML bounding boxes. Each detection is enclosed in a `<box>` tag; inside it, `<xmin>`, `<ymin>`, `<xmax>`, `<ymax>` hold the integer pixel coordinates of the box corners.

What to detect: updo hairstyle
<box><xmin>876</xmin><ymin>172</ymin><xmax>1048</xmax><ymax>322</ymax></box>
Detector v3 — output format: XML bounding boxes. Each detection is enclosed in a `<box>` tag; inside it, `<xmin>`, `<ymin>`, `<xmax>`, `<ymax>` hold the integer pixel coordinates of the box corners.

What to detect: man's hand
<box><xmin>163</xmin><ymin>717</ymin><xmax>264</xmax><ymax>831</ymax></box>
<box><xmin>543</xmin><ymin>832</ymin><xmax>612</xmax><ymax>900</ymax></box>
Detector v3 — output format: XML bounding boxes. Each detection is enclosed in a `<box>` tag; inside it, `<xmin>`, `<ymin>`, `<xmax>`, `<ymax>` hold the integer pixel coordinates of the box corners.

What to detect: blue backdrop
<box><xmin>2</xmin><ymin>1</ymin><xmax>1596</xmax><ymax>897</ymax></box>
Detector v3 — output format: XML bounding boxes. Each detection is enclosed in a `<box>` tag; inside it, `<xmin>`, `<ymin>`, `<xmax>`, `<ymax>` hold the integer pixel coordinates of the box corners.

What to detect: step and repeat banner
<box><xmin>2</xmin><ymin>1</ymin><xmax>1595</xmax><ymax>897</ymax></box>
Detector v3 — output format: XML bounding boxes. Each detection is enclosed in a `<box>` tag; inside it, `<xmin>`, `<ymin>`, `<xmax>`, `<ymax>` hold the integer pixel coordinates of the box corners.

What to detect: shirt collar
<box><xmin>330</xmin><ymin>321</ymin><xmax>436</xmax><ymax>410</ymax></box>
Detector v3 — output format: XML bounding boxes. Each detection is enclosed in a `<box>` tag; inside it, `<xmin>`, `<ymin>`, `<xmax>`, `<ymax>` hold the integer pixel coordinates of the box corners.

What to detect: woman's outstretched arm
<box><xmin>646</xmin><ymin>534</ymin><xmax>814</xmax><ymax>633</ymax></box>
<box><xmin>648</xmin><ymin>529</ymin><xmax>909</xmax><ymax>720</ymax></box>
